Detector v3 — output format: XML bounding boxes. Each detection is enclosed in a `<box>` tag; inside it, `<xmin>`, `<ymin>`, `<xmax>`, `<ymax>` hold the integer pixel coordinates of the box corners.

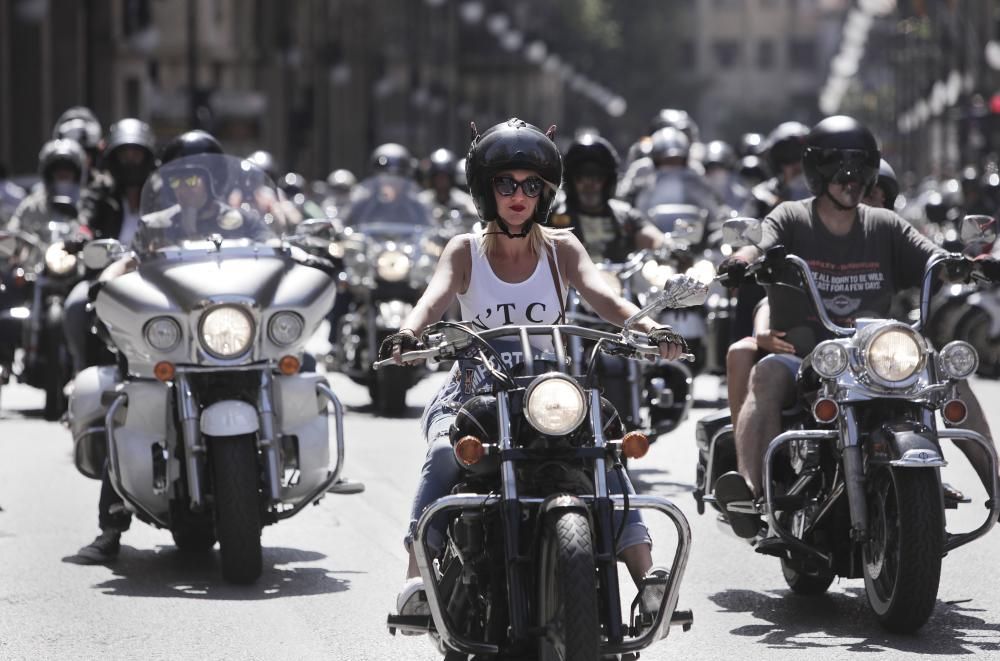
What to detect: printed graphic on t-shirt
<box><xmin>466</xmin><ymin>301</ymin><xmax>560</xmax><ymax>329</ymax></box>
<box><xmin>578</xmin><ymin>213</ymin><xmax>616</xmax><ymax>259</ymax></box>
<box><xmin>807</xmin><ymin>259</ymin><xmax>886</xmax><ymax>320</ymax></box>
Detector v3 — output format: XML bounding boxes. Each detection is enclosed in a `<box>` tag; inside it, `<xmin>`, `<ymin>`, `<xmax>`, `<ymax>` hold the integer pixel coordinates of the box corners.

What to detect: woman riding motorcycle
<box><xmin>385</xmin><ymin>118</ymin><xmax>688</xmax><ymax>624</ymax></box>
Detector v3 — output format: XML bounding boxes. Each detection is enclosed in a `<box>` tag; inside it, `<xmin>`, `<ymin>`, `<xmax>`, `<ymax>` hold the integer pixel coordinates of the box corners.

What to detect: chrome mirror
<box><xmin>623</xmin><ymin>274</ymin><xmax>708</xmax><ymax>330</ymax></box>
<box><xmin>82</xmin><ymin>239</ymin><xmax>125</xmax><ymax>271</ymax></box>
<box><xmin>721</xmin><ymin>217</ymin><xmax>763</xmax><ymax>248</ymax></box>
<box><xmin>960</xmin><ymin>214</ymin><xmax>997</xmax><ymax>247</ymax></box>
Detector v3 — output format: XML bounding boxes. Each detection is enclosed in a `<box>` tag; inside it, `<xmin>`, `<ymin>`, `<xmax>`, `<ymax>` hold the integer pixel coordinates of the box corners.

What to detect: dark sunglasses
<box><xmin>809</xmin><ymin>148</ymin><xmax>877</xmax><ymax>178</ymax></box>
<box><xmin>493</xmin><ymin>175</ymin><xmax>545</xmax><ymax>198</ymax></box>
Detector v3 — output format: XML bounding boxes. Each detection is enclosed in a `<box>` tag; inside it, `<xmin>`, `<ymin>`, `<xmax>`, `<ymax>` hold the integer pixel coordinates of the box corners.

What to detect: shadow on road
<box><xmin>628</xmin><ymin>466</ymin><xmax>695</xmax><ymax>499</ymax></box>
<box><xmin>710</xmin><ymin>587</ymin><xmax>1000</xmax><ymax>655</ymax></box>
<box><xmin>345</xmin><ymin>402</ymin><xmax>424</xmax><ymax>419</ymax></box>
<box><xmin>65</xmin><ymin>545</ymin><xmax>362</xmax><ymax>600</ymax></box>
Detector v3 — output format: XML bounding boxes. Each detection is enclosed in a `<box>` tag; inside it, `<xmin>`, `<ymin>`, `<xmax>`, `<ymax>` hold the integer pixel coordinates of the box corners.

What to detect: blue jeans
<box><xmin>404</xmin><ymin>407</ymin><xmax>652</xmax><ymax>554</ymax></box>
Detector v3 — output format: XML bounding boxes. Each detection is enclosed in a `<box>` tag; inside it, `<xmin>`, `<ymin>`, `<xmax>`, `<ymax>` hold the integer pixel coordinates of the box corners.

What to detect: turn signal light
<box><xmin>278</xmin><ymin>355</ymin><xmax>301</xmax><ymax>375</ymax></box>
<box><xmin>813</xmin><ymin>398</ymin><xmax>839</xmax><ymax>423</ymax></box>
<box><xmin>621</xmin><ymin>430</ymin><xmax>650</xmax><ymax>459</ymax></box>
<box><xmin>943</xmin><ymin>399</ymin><xmax>968</xmax><ymax>424</ymax></box>
<box><xmin>153</xmin><ymin>361</ymin><xmax>176</xmax><ymax>382</ymax></box>
<box><xmin>454</xmin><ymin>435</ymin><xmax>485</xmax><ymax>466</ymax></box>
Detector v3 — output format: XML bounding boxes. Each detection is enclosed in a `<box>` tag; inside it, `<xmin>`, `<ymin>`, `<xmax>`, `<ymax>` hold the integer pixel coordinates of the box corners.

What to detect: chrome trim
<box><xmin>176</xmin><ymin>372</ymin><xmax>205</xmax><ymax>509</ymax></box>
<box><xmin>938</xmin><ymin>429</ymin><xmax>1000</xmax><ymax>552</ymax></box>
<box><xmin>105</xmin><ymin>393</ymin><xmax>170</xmax><ymax>527</ymax></box>
<box><xmin>198</xmin><ymin>302</ymin><xmax>256</xmax><ymax>360</ymax></box>
<box><xmin>411</xmin><ymin>493</ymin><xmax>692</xmax><ymax>656</ymax></box>
<box><xmin>258</xmin><ymin>370</ymin><xmax>281</xmax><ymax>503</ymax></box>
<box><xmin>890</xmin><ymin>448</ymin><xmax>947</xmax><ymax>468</ymax></box>
<box><xmin>856</xmin><ymin>322</ymin><xmax>927</xmax><ymax>390</ymax></box>
<box><xmin>497</xmin><ymin>391</ymin><xmax>517</xmax><ymax>502</ymax></box>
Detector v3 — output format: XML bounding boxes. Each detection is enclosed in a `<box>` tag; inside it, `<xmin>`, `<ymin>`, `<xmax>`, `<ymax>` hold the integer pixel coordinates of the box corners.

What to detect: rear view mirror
<box><xmin>722</xmin><ymin>217</ymin><xmax>763</xmax><ymax>248</ymax></box>
<box><xmin>959</xmin><ymin>214</ymin><xmax>997</xmax><ymax>248</ymax></box>
<box><xmin>82</xmin><ymin>239</ymin><xmax>125</xmax><ymax>271</ymax></box>
<box><xmin>659</xmin><ymin>273</ymin><xmax>709</xmax><ymax>309</ymax></box>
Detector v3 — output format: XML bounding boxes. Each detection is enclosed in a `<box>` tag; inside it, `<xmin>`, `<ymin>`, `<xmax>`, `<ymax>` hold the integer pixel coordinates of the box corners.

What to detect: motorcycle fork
<box><xmin>496</xmin><ymin>391</ymin><xmax>529</xmax><ymax>642</ymax></box>
<box><xmin>627</xmin><ymin>360</ymin><xmax>642</xmax><ymax>428</ymax></box>
<box><xmin>589</xmin><ymin>388</ymin><xmax>625</xmax><ymax>644</ymax></box>
<box><xmin>838</xmin><ymin>406</ymin><xmax>869</xmax><ymax>542</ymax></box>
<box><xmin>258</xmin><ymin>369</ymin><xmax>282</xmax><ymax>503</ymax></box>
<box><xmin>176</xmin><ymin>372</ymin><xmax>206</xmax><ymax>510</ymax></box>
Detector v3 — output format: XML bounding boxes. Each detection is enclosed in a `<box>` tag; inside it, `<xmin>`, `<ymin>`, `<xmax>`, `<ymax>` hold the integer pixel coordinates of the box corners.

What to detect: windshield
<box><xmin>344</xmin><ymin>174</ymin><xmax>432</xmax><ymax>234</ymax></box>
<box><xmin>136</xmin><ymin>154</ymin><xmax>280</xmax><ymax>256</ymax></box>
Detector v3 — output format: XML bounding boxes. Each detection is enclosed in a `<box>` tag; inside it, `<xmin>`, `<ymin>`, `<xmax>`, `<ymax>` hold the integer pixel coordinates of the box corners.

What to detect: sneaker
<box><xmin>714</xmin><ymin>471</ymin><xmax>764</xmax><ymax>539</ymax></box>
<box><xmin>395</xmin><ymin>577</ymin><xmax>430</xmax><ymax>636</ymax></box>
<box><xmin>76</xmin><ymin>529</ymin><xmax>121</xmax><ymax>564</ymax></box>
<box><xmin>942</xmin><ymin>482</ymin><xmax>970</xmax><ymax>508</ymax></box>
<box><xmin>638</xmin><ymin>566</ymin><xmax>670</xmax><ymax>619</ymax></box>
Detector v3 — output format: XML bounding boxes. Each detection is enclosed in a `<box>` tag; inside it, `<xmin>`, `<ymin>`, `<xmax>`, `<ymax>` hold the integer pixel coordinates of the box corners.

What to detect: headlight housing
<box><xmin>268</xmin><ymin>311</ymin><xmax>304</xmax><ymax>346</ymax></box>
<box><xmin>939</xmin><ymin>341</ymin><xmax>978</xmax><ymax>380</ymax></box>
<box><xmin>376</xmin><ymin>250</ymin><xmax>411</xmax><ymax>282</ymax></box>
<box><xmin>200</xmin><ymin>305</ymin><xmax>254</xmax><ymax>358</ymax></box>
<box><xmin>863</xmin><ymin>325</ymin><xmax>925</xmax><ymax>384</ymax></box>
<box><xmin>811</xmin><ymin>340</ymin><xmax>848</xmax><ymax>378</ymax></box>
<box><xmin>144</xmin><ymin>316</ymin><xmax>182</xmax><ymax>352</ymax></box>
<box><xmin>45</xmin><ymin>242</ymin><xmax>77</xmax><ymax>275</ymax></box>
<box><xmin>524</xmin><ymin>374</ymin><xmax>587</xmax><ymax>436</ymax></box>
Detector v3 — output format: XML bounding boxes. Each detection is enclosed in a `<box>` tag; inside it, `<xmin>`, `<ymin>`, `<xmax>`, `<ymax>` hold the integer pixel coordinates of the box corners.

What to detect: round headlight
<box><xmin>376</xmin><ymin>250</ymin><xmax>411</xmax><ymax>282</ymax></box>
<box><xmin>144</xmin><ymin>316</ymin><xmax>182</xmax><ymax>352</ymax></box>
<box><xmin>811</xmin><ymin>340</ymin><xmax>848</xmax><ymax>378</ymax></box>
<box><xmin>268</xmin><ymin>312</ymin><xmax>304</xmax><ymax>346</ymax></box>
<box><xmin>201</xmin><ymin>305</ymin><xmax>254</xmax><ymax>358</ymax></box>
<box><xmin>939</xmin><ymin>341</ymin><xmax>978</xmax><ymax>380</ymax></box>
<box><xmin>866</xmin><ymin>327</ymin><xmax>923</xmax><ymax>383</ymax></box>
<box><xmin>45</xmin><ymin>242</ymin><xmax>77</xmax><ymax>275</ymax></box>
<box><xmin>524</xmin><ymin>375</ymin><xmax>587</xmax><ymax>436</ymax></box>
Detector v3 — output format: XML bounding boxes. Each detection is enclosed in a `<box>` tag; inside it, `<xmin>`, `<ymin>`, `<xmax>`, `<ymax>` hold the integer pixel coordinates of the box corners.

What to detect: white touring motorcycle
<box><xmin>68</xmin><ymin>154</ymin><xmax>348</xmax><ymax>583</ymax></box>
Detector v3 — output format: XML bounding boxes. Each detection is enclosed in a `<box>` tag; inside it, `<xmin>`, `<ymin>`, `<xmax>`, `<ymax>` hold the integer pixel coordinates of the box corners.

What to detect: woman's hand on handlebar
<box><xmin>378</xmin><ymin>329</ymin><xmax>423</xmax><ymax>366</ymax></box>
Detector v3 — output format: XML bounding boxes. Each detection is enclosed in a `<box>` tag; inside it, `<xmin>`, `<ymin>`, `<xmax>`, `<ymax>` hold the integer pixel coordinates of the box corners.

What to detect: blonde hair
<box><xmin>478</xmin><ymin>221</ymin><xmax>569</xmax><ymax>259</ymax></box>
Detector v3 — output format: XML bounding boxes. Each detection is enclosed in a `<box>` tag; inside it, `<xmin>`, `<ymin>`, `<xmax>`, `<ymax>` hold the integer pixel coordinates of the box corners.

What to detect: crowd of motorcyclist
<box><xmin>2</xmin><ymin>101</ymin><xmax>1000</xmax><ymax>648</ymax></box>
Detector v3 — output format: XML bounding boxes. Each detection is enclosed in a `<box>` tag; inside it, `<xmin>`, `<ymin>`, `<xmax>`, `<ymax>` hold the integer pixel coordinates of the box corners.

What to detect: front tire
<box><xmin>537</xmin><ymin>510</ymin><xmax>600</xmax><ymax>661</ymax></box>
<box><xmin>210</xmin><ymin>434</ymin><xmax>263</xmax><ymax>584</ymax></box>
<box><xmin>863</xmin><ymin>467</ymin><xmax>943</xmax><ymax>633</ymax></box>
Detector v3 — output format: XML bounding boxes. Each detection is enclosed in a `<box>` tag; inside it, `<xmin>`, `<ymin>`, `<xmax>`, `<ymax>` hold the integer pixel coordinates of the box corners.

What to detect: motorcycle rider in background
<box><xmin>715</xmin><ymin>116</ymin><xmax>1000</xmax><ymax>537</ymax></box>
<box><xmin>52</xmin><ymin>107</ymin><xmax>104</xmax><ymax>184</ymax></box>
<box><xmin>0</xmin><ymin>162</ymin><xmax>26</xmax><ymax>223</ymax></box>
<box><xmin>74</xmin><ymin>129</ymin><xmax>268</xmax><ymax>563</ymax></box>
<box><xmin>417</xmin><ymin>148</ymin><xmax>478</xmax><ymax>229</ymax></box>
<box><xmin>703</xmin><ymin>140</ymin><xmax>749</xmax><ymax>213</ymax></box>
<box><xmin>63</xmin><ymin>118</ymin><xmax>158</xmax><ymax>375</ymax></box>
<box><xmin>322</xmin><ymin>168</ymin><xmax>357</xmax><ymax>222</ymax></box>
<box><xmin>8</xmin><ymin>139</ymin><xmax>86</xmax><ymax>235</ymax></box>
<box><xmin>625</xmin><ymin>127</ymin><xmax>720</xmax><ymax>219</ymax></box>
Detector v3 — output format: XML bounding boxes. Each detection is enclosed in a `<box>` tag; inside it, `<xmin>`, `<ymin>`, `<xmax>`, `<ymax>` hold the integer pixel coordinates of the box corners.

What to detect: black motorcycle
<box><xmin>694</xmin><ymin>217</ymin><xmax>1000</xmax><ymax>632</ymax></box>
<box><xmin>381</xmin><ymin>274</ymin><xmax>707</xmax><ymax>660</ymax></box>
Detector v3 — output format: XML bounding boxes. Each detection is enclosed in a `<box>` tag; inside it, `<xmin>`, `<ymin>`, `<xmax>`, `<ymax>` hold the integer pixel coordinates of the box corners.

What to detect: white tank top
<box><xmin>458</xmin><ymin>233</ymin><xmax>566</xmax><ymax>330</ymax></box>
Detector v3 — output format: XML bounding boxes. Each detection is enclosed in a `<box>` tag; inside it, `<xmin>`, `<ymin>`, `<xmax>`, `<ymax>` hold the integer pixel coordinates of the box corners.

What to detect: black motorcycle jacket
<box><xmin>78</xmin><ymin>171</ymin><xmax>127</xmax><ymax>240</ymax></box>
<box><xmin>550</xmin><ymin>198</ymin><xmax>647</xmax><ymax>262</ymax></box>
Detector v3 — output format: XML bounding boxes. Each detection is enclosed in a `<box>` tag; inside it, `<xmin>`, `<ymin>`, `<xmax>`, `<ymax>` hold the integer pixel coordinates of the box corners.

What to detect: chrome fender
<box><xmin>200</xmin><ymin>400</ymin><xmax>260</xmax><ymax>436</ymax></box>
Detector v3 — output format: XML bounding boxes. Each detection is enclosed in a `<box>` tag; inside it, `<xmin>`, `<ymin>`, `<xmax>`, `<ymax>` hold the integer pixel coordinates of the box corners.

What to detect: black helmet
<box><xmin>39</xmin><ymin>138</ymin><xmax>86</xmax><ymax>184</ymax></box>
<box><xmin>802</xmin><ymin>115</ymin><xmax>880</xmax><ymax>198</ymax></box>
<box><xmin>370</xmin><ymin>143</ymin><xmax>414</xmax><ymax>177</ymax></box>
<box><xmin>101</xmin><ymin>118</ymin><xmax>157</xmax><ymax>188</ymax></box>
<box><xmin>738</xmin><ymin>132</ymin><xmax>765</xmax><ymax>157</ymax></box>
<box><xmin>326</xmin><ymin>168</ymin><xmax>357</xmax><ymax>191</ymax></box>
<box><xmin>563</xmin><ymin>133</ymin><xmax>620</xmax><ymax>208</ymax></box>
<box><xmin>246</xmin><ymin>150</ymin><xmax>279</xmax><ymax>181</ymax></box>
<box><xmin>465</xmin><ymin>117</ymin><xmax>562</xmax><ymax>236</ymax></box>
<box><xmin>649</xmin><ymin>127</ymin><xmax>690</xmax><ymax>164</ymax></box>
<box><xmin>764</xmin><ymin>121</ymin><xmax>809</xmax><ymax>173</ymax></box>
<box><xmin>874</xmin><ymin>158</ymin><xmax>899</xmax><ymax>209</ymax></box>
<box><xmin>52</xmin><ymin>106</ymin><xmax>103</xmax><ymax>156</ymax></box>
<box><xmin>280</xmin><ymin>172</ymin><xmax>307</xmax><ymax>197</ymax></box>
<box><xmin>738</xmin><ymin>155</ymin><xmax>768</xmax><ymax>185</ymax></box>
<box><xmin>159</xmin><ymin>130</ymin><xmax>225</xmax><ymax>196</ymax></box>
<box><xmin>648</xmin><ymin>108</ymin><xmax>700</xmax><ymax>144</ymax></box>
<box><xmin>703</xmin><ymin>140</ymin><xmax>737</xmax><ymax>171</ymax></box>
<box><xmin>424</xmin><ymin>148</ymin><xmax>457</xmax><ymax>178</ymax></box>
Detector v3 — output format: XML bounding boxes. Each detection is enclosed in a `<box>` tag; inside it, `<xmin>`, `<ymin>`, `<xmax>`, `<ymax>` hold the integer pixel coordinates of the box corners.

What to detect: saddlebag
<box><xmin>67</xmin><ymin>365</ymin><xmax>120</xmax><ymax>479</ymax></box>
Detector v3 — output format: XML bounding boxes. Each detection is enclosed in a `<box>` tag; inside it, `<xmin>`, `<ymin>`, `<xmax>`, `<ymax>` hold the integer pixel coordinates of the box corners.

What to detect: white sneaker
<box><xmin>396</xmin><ymin>577</ymin><xmax>430</xmax><ymax>636</ymax></box>
<box><xmin>638</xmin><ymin>565</ymin><xmax>670</xmax><ymax>620</ymax></box>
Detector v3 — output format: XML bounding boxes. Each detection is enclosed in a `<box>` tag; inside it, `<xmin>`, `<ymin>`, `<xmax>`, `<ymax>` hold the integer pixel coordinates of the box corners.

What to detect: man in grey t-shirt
<box><xmin>714</xmin><ymin>115</ymin><xmax>1000</xmax><ymax>538</ymax></box>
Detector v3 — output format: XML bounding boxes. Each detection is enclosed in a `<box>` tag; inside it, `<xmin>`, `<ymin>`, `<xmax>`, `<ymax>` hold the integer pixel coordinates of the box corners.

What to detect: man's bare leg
<box><xmin>734</xmin><ymin>359</ymin><xmax>795</xmax><ymax>496</ymax></box>
<box><xmin>727</xmin><ymin>337</ymin><xmax>758</xmax><ymax>429</ymax></box>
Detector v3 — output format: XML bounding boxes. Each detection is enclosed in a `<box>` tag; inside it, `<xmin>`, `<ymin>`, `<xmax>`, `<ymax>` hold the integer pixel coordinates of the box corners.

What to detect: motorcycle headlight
<box><xmin>376</xmin><ymin>250</ymin><xmax>411</xmax><ymax>282</ymax></box>
<box><xmin>200</xmin><ymin>305</ymin><xmax>254</xmax><ymax>358</ymax></box>
<box><xmin>45</xmin><ymin>242</ymin><xmax>76</xmax><ymax>275</ymax></box>
<box><xmin>811</xmin><ymin>341</ymin><xmax>848</xmax><ymax>378</ymax></box>
<box><xmin>864</xmin><ymin>326</ymin><xmax>924</xmax><ymax>383</ymax></box>
<box><xmin>524</xmin><ymin>374</ymin><xmax>587</xmax><ymax>436</ymax></box>
<box><xmin>939</xmin><ymin>341</ymin><xmax>978</xmax><ymax>380</ymax></box>
<box><xmin>268</xmin><ymin>311</ymin><xmax>304</xmax><ymax>346</ymax></box>
<box><xmin>144</xmin><ymin>316</ymin><xmax>182</xmax><ymax>352</ymax></box>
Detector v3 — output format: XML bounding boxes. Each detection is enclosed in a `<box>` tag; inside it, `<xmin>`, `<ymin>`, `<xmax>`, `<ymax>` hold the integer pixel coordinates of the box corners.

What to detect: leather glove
<box><xmin>377</xmin><ymin>329</ymin><xmax>422</xmax><ymax>360</ymax></box>
<box><xmin>648</xmin><ymin>325</ymin><xmax>689</xmax><ymax>354</ymax></box>
<box><xmin>716</xmin><ymin>256</ymin><xmax>748</xmax><ymax>287</ymax></box>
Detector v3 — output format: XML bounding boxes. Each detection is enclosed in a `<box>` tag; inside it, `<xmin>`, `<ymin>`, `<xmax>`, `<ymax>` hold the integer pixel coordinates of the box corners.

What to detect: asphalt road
<box><xmin>1</xmin><ymin>372</ymin><xmax>999</xmax><ymax>661</ymax></box>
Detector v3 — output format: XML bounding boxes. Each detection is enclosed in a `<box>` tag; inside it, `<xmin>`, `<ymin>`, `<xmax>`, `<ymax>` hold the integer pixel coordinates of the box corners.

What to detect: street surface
<box><xmin>1</xmin><ymin>370</ymin><xmax>999</xmax><ymax>660</ymax></box>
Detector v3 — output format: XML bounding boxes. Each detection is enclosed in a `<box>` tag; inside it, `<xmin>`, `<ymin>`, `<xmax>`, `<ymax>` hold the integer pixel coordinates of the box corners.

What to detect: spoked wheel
<box><xmin>862</xmin><ymin>467</ymin><xmax>943</xmax><ymax>632</ymax></box>
<box><xmin>210</xmin><ymin>434</ymin><xmax>263</xmax><ymax>584</ymax></box>
<box><xmin>537</xmin><ymin>510</ymin><xmax>599</xmax><ymax>661</ymax></box>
